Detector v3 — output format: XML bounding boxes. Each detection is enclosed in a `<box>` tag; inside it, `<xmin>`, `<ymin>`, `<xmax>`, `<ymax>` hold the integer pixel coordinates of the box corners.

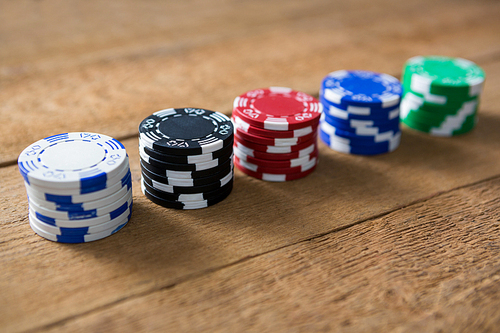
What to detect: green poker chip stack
<box><xmin>400</xmin><ymin>56</ymin><xmax>485</xmax><ymax>136</ymax></box>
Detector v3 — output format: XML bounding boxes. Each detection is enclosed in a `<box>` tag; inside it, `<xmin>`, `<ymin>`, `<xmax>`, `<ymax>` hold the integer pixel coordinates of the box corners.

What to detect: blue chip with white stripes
<box><xmin>322</xmin><ymin>112</ymin><xmax>400</xmax><ymax>133</ymax></box>
<box><xmin>320</xmin><ymin>119</ymin><xmax>400</xmax><ymax>144</ymax></box>
<box><xmin>319</xmin><ymin>95</ymin><xmax>400</xmax><ymax>121</ymax></box>
<box><xmin>321</xmin><ymin>70</ymin><xmax>403</xmax><ymax>109</ymax></box>
<box><xmin>319</xmin><ymin>70</ymin><xmax>403</xmax><ymax>155</ymax></box>
<box><xmin>319</xmin><ymin>127</ymin><xmax>401</xmax><ymax>155</ymax></box>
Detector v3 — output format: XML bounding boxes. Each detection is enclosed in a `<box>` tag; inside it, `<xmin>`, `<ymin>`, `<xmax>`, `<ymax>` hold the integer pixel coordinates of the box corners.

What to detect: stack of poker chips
<box><xmin>18</xmin><ymin>132</ymin><xmax>132</xmax><ymax>243</ymax></box>
<box><xmin>232</xmin><ymin>87</ymin><xmax>322</xmax><ymax>182</ymax></box>
<box><xmin>319</xmin><ymin>70</ymin><xmax>403</xmax><ymax>155</ymax></box>
<box><xmin>139</xmin><ymin>108</ymin><xmax>234</xmax><ymax>209</ymax></box>
<box><xmin>400</xmin><ymin>56</ymin><xmax>486</xmax><ymax>136</ymax></box>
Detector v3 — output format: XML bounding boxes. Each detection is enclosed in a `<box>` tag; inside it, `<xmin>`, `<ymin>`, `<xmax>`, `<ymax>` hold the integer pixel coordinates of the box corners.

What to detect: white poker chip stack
<box><xmin>18</xmin><ymin>132</ymin><xmax>132</xmax><ymax>243</ymax></box>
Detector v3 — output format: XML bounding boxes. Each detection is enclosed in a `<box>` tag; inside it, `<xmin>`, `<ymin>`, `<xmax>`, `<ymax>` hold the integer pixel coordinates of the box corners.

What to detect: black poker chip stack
<box><xmin>139</xmin><ymin>108</ymin><xmax>234</xmax><ymax>209</ymax></box>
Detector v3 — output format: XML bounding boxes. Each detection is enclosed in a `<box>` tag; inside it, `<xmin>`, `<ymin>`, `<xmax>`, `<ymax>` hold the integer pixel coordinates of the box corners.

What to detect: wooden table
<box><xmin>1</xmin><ymin>0</ymin><xmax>500</xmax><ymax>331</ymax></box>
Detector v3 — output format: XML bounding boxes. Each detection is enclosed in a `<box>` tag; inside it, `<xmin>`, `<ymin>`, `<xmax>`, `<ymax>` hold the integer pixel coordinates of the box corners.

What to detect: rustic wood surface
<box><xmin>1</xmin><ymin>0</ymin><xmax>499</xmax><ymax>332</ymax></box>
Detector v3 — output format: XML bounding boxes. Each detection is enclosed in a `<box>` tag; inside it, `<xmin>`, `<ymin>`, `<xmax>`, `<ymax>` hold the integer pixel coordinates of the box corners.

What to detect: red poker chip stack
<box><xmin>231</xmin><ymin>87</ymin><xmax>322</xmax><ymax>182</ymax></box>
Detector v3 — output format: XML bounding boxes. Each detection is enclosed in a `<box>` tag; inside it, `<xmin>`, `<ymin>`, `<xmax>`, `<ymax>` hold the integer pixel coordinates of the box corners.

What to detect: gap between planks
<box><xmin>2</xmin><ymin>47</ymin><xmax>500</xmax><ymax>170</ymax></box>
<box><xmin>24</xmin><ymin>171</ymin><xmax>500</xmax><ymax>333</ymax></box>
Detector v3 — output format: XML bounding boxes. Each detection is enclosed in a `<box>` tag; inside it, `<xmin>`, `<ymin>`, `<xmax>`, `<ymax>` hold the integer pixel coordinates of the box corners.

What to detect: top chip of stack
<box><xmin>138</xmin><ymin>108</ymin><xmax>234</xmax><ymax>209</ymax></box>
<box><xmin>18</xmin><ymin>132</ymin><xmax>132</xmax><ymax>243</ymax></box>
<box><xmin>232</xmin><ymin>87</ymin><xmax>322</xmax><ymax>182</ymax></box>
<box><xmin>400</xmin><ymin>56</ymin><xmax>485</xmax><ymax>136</ymax></box>
<box><xmin>319</xmin><ymin>70</ymin><xmax>403</xmax><ymax>155</ymax></box>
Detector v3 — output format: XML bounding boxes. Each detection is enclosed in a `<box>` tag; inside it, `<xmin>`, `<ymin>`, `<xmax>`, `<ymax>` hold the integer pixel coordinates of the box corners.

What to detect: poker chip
<box><xmin>234</xmin><ymin>157</ymin><xmax>317</xmax><ymax>182</ymax></box>
<box><xmin>28</xmin><ymin>188</ymin><xmax>132</xmax><ymax>221</ymax></box>
<box><xmin>140</xmin><ymin>152</ymin><xmax>233</xmax><ymax>179</ymax></box>
<box><xmin>234</xmin><ymin>146</ymin><xmax>318</xmax><ymax>169</ymax></box>
<box><xmin>234</xmin><ymin>132</ymin><xmax>317</xmax><ymax>153</ymax></box>
<box><xmin>139</xmin><ymin>108</ymin><xmax>233</xmax><ymax>155</ymax></box>
<box><xmin>141</xmin><ymin>180</ymin><xmax>232</xmax><ymax>210</ymax></box>
<box><xmin>232</xmin><ymin>87</ymin><xmax>322</xmax><ymax>131</ymax></box>
<box><xmin>139</xmin><ymin>108</ymin><xmax>234</xmax><ymax>209</ymax></box>
<box><xmin>321</xmin><ymin>70</ymin><xmax>402</xmax><ymax>108</ymax></box>
<box><xmin>18</xmin><ymin>133</ymin><xmax>129</xmax><ymax>188</ymax></box>
<box><xmin>232</xmin><ymin>115</ymin><xmax>316</xmax><ymax>138</ymax></box>
<box><xmin>26</xmin><ymin>169</ymin><xmax>132</xmax><ymax>203</ymax></box>
<box><xmin>30</xmin><ymin>194</ymin><xmax>132</xmax><ymax>228</ymax></box>
<box><xmin>140</xmin><ymin>141</ymin><xmax>233</xmax><ymax>164</ymax></box>
<box><xmin>234</xmin><ymin>128</ymin><xmax>316</xmax><ymax>147</ymax></box>
<box><xmin>141</xmin><ymin>175</ymin><xmax>233</xmax><ymax>202</ymax></box>
<box><xmin>320</xmin><ymin>116</ymin><xmax>400</xmax><ymax>144</ymax></box>
<box><xmin>140</xmin><ymin>146</ymin><xmax>233</xmax><ymax>172</ymax></box>
<box><xmin>400</xmin><ymin>56</ymin><xmax>485</xmax><ymax>136</ymax></box>
<box><xmin>141</xmin><ymin>159</ymin><xmax>233</xmax><ymax>187</ymax></box>
<box><xmin>29</xmin><ymin>207</ymin><xmax>131</xmax><ymax>236</ymax></box>
<box><xmin>18</xmin><ymin>132</ymin><xmax>132</xmax><ymax>243</ymax></box>
<box><xmin>234</xmin><ymin>155</ymin><xmax>317</xmax><ymax>175</ymax></box>
<box><xmin>141</xmin><ymin>169</ymin><xmax>234</xmax><ymax>194</ymax></box>
<box><xmin>319</xmin><ymin>95</ymin><xmax>400</xmax><ymax>121</ymax></box>
<box><xmin>232</xmin><ymin>87</ymin><xmax>321</xmax><ymax>181</ymax></box>
<box><xmin>319</xmin><ymin>70</ymin><xmax>402</xmax><ymax>155</ymax></box>
<box><xmin>235</xmin><ymin>141</ymin><xmax>316</xmax><ymax>161</ymax></box>
<box><xmin>319</xmin><ymin>126</ymin><xmax>401</xmax><ymax>155</ymax></box>
<box><xmin>322</xmin><ymin>112</ymin><xmax>400</xmax><ymax>134</ymax></box>
<box><xmin>29</xmin><ymin>211</ymin><xmax>130</xmax><ymax>244</ymax></box>
<box><xmin>28</xmin><ymin>178</ymin><xmax>132</xmax><ymax>212</ymax></box>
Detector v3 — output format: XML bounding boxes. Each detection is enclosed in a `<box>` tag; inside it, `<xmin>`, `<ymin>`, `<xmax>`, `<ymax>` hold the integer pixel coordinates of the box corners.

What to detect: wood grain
<box><xmin>40</xmin><ymin>177</ymin><xmax>500</xmax><ymax>332</ymax></box>
<box><xmin>1</xmin><ymin>0</ymin><xmax>500</xmax><ymax>332</ymax></box>
<box><xmin>3</xmin><ymin>117</ymin><xmax>500</xmax><ymax>332</ymax></box>
<box><xmin>1</xmin><ymin>0</ymin><xmax>499</xmax><ymax>163</ymax></box>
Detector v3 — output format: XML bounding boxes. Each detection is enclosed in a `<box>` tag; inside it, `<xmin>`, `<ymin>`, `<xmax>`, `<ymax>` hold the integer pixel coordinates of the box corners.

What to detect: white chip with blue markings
<box><xmin>19</xmin><ymin>132</ymin><xmax>132</xmax><ymax>243</ymax></box>
<box><xmin>18</xmin><ymin>132</ymin><xmax>128</xmax><ymax>189</ymax></box>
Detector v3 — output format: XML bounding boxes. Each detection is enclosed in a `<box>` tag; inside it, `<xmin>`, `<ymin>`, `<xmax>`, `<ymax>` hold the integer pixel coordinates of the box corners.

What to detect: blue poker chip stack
<box><xmin>18</xmin><ymin>132</ymin><xmax>132</xmax><ymax>243</ymax></box>
<box><xmin>319</xmin><ymin>70</ymin><xmax>403</xmax><ymax>155</ymax></box>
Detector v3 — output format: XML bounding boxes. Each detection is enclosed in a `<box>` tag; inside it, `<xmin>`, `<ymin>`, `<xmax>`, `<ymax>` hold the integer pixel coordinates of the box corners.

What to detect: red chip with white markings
<box><xmin>232</xmin><ymin>87</ymin><xmax>322</xmax><ymax>131</ymax></box>
<box><xmin>234</xmin><ymin>157</ymin><xmax>317</xmax><ymax>182</ymax></box>
<box><xmin>234</xmin><ymin>127</ymin><xmax>316</xmax><ymax>147</ymax></box>
<box><xmin>234</xmin><ymin>154</ymin><xmax>317</xmax><ymax>174</ymax></box>
<box><xmin>234</xmin><ymin>148</ymin><xmax>318</xmax><ymax>174</ymax></box>
<box><xmin>234</xmin><ymin>141</ymin><xmax>317</xmax><ymax>161</ymax></box>
<box><xmin>234</xmin><ymin>132</ymin><xmax>317</xmax><ymax>153</ymax></box>
<box><xmin>234</xmin><ymin>146</ymin><xmax>318</xmax><ymax>168</ymax></box>
<box><xmin>232</xmin><ymin>115</ymin><xmax>317</xmax><ymax>139</ymax></box>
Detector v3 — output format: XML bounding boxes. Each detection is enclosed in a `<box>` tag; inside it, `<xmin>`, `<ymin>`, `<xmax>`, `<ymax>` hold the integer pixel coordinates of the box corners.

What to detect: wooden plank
<box><xmin>3</xmin><ymin>0</ymin><xmax>495</xmax><ymax>70</ymax></box>
<box><xmin>0</xmin><ymin>0</ymin><xmax>358</xmax><ymax>68</ymax></box>
<box><xmin>39</xmin><ymin>176</ymin><xmax>500</xmax><ymax>332</ymax></box>
<box><xmin>1</xmin><ymin>0</ymin><xmax>499</xmax><ymax>163</ymax></box>
<box><xmin>1</xmin><ymin>1</ymin><xmax>500</xmax><ymax>331</ymax></box>
<box><xmin>3</xmin><ymin>66</ymin><xmax>500</xmax><ymax>331</ymax></box>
